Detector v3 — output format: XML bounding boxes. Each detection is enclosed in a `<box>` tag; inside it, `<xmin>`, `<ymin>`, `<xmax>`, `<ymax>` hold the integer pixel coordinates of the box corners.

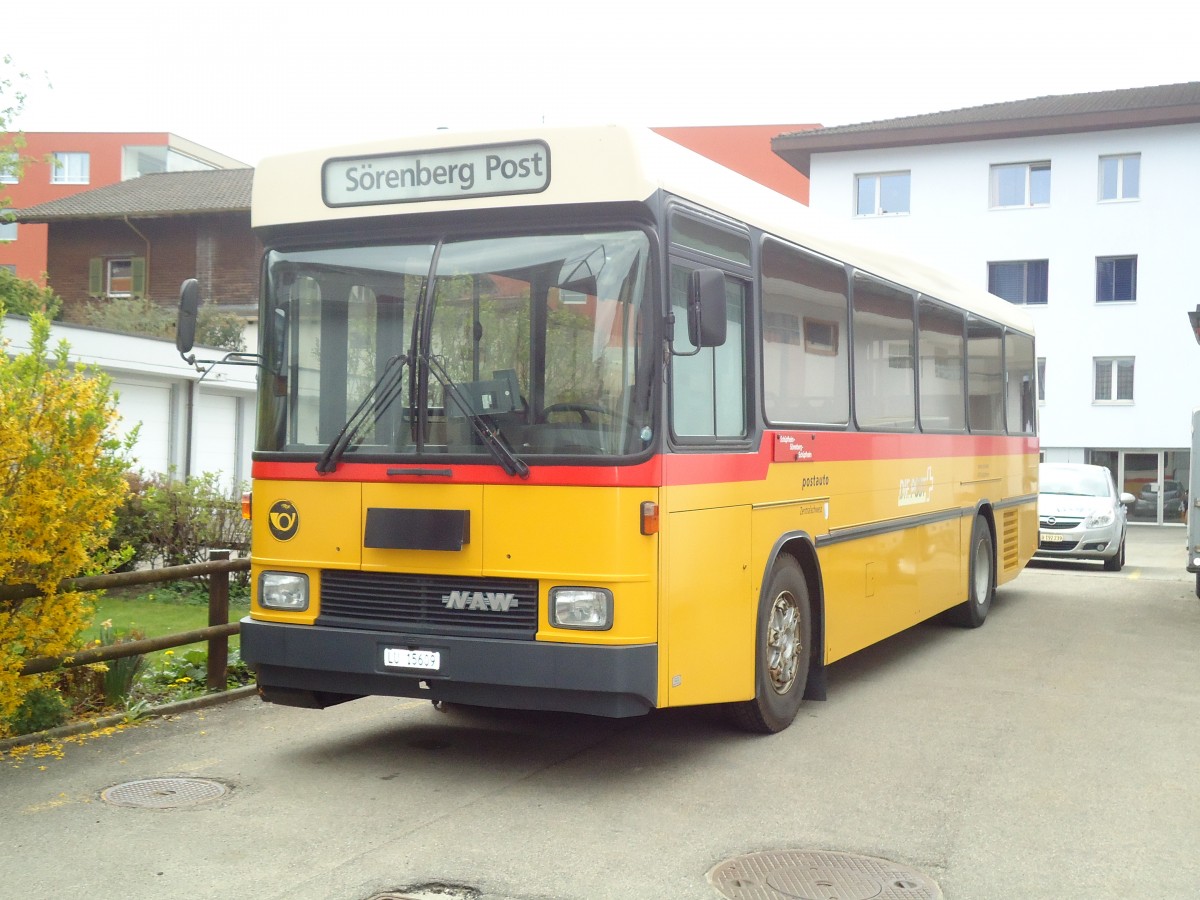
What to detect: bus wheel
<box><xmin>731</xmin><ymin>557</ymin><xmax>811</xmax><ymax>734</ymax></box>
<box><xmin>946</xmin><ymin>515</ymin><xmax>995</xmax><ymax>628</ymax></box>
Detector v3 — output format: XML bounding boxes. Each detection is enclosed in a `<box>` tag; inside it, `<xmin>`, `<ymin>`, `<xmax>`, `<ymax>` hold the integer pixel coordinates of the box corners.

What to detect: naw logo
<box><xmin>442</xmin><ymin>590</ymin><xmax>519</xmax><ymax>612</ymax></box>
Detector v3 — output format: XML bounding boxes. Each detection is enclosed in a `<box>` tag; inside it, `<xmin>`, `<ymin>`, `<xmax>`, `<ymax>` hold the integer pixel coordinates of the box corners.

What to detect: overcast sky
<box><xmin>6</xmin><ymin>0</ymin><xmax>1198</xmax><ymax>167</ymax></box>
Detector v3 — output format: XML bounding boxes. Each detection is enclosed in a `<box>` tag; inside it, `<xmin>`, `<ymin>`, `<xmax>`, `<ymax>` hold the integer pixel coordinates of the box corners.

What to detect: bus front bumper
<box><xmin>240</xmin><ymin>617</ymin><xmax>658</xmax><ymax>718</ymax></box>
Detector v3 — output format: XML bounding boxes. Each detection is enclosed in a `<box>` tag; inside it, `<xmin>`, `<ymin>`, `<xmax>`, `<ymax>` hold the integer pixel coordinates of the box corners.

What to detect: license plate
<box><xmin>383</xmin><ymin>647</ymin><xmax>441</xmax><ymax>671</ymax></box>
<box><xmin>1040</xmin><ymin>532</ymin><xmax>1064</xmax><ymax>543</ymax></box>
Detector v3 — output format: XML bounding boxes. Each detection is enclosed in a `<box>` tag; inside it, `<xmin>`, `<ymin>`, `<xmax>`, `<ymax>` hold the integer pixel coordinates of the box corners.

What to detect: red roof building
<box><xmin>0</xmin><ymin>132</ymin><xmax>245</xmax><ymax>283</ymax></box>
<box><xmin>652</xmin><ymin>124</ymin><xmax>819</xmax><ymax>203</ymax></box>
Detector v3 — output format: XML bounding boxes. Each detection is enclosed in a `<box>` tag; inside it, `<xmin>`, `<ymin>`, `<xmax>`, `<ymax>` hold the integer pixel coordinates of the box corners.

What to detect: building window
<box><xmin>855</xmin><ymin>171</ymin><xmax>910</xmax><ymax>216</ymax></box>
<box><xmin>1099</xmin><ymin>153</ymin><xmax>1140</xmax><ymax>201</ymax></box>
<box><xmin>0</xmin><ymin>162</ymin><xmax>18</xmax><ymax>184</ymax></box>
<box><xmin>990</xmin><ymin>161</ymin><xmax>1050</xmax><ymax>208</ymax></box>
<box><xmin>107</xmin><ymin>259</ymin><xmax>133</xmax><ymax>296</ymax></box>
<box><xmin>88</xmin><ymin>256</ymin><xmax>145</xmax><ymax>298</ymax></box>
<box><xmin>51</xmin><ymin>151</ymin><xmax>90</xmax><ymax>185</ymax></box>
<box><xmin>0</xmin><ymin>221</ymin><xmax>16</xmax><ymax>242</ymax></box>
<box><xmin>1094</xmin><ymin>357</ymin><xmax>1134</xmax><ymax>403</ymax></box>
<box><xmin>1096</xmin><ymin>256</ymin><xmax>1137</xmax><ymax>302</ymax></box>
<box><xmin>0</xmin><ymin>264</ymin><xmax>15</xmax><ymax>274</ymax></box>
<box><xmin>1037</xmin><ymin>357</ymin><xmax>1046</xmax><ymax>403</ymax></box>
<box><xmin>987</xmin><ymin>260</ymin><xmax>1048</xmax><ymax>304</ymax></box>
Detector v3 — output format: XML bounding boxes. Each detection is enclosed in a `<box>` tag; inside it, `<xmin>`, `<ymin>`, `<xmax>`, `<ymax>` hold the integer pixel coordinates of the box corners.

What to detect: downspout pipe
<box><xmin>123</xmin><ymin>216</ymin><xmax>151</xmax><ymax>297</ymax></box>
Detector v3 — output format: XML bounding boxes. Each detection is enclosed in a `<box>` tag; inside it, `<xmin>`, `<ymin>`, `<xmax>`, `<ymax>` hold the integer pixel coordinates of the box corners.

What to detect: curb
<box><xmin>0</xmin><ymin>684</ymin><xmax>259</xmax><ymax>752</ymax></box>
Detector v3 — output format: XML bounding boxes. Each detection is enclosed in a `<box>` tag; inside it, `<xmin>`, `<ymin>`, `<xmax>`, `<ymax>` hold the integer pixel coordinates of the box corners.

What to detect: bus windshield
<box><xmin>260</xmin><ymin>229</ymin><xmax>655</xmax><ymax>463</ymax></box>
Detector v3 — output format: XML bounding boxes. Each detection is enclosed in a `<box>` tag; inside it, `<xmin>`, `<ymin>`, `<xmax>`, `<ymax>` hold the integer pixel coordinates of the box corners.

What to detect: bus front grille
<box><xmin>317</xmin><ymin>570</ymin><xmax>538</xmax><ymax>639</ymax></box>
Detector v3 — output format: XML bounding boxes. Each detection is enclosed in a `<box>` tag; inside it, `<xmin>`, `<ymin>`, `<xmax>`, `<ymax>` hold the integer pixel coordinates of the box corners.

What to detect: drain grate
<box><xmin>100</xmin><ymin>777</ymin><xmax>230</xmax><ymax>809</ymax></box>
<box><xmin>709</xmin><ymin>850</ymin><xmax>941</xmax><ymax>900</ymax></box>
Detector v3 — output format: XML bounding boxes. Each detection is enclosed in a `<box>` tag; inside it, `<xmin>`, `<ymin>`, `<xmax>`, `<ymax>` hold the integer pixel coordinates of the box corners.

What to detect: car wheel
<box><xmin>1103</xmin><ymin>536</ymin><xmax>1125</xmax><ymax>572</ymax></box>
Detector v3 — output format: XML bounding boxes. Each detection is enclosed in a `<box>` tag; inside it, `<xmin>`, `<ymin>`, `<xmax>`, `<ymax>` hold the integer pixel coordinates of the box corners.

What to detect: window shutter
<box><xmin>131</xmin><ymin>257</ymin><xmax>146</xmax><ymax>298</ymax></box>
<box><xmin>88</xmin><ymin>257</ymin><xmax>103</xmax><ymax>297</ymax></box>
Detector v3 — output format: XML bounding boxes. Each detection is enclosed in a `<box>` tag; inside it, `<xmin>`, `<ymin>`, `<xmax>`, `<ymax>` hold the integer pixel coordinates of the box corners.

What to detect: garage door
<box><xmin>113</xmin><ymin>380</ymin><xmax>172</xmax><ymax>474</ymax></box>
<box><xmin>194</xmin><ymin>392</ymin><xmax>241</xmax><ymax>490</ymax></box>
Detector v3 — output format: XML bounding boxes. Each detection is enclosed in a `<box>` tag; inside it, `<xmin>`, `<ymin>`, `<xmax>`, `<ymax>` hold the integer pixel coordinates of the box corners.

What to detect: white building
<box><xmin>2</xmin><ymin>314</ymin><xmax>256</xmax><ymax>492</ymax></box>
<box><xmin>774</xmin><ymin>82</ymin><xmax>1200</xmax><ymax>525</ymax></box>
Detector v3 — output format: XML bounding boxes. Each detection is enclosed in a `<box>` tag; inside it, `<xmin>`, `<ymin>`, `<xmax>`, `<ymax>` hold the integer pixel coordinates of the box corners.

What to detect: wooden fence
<box><xmin>1</xmin><ymin>551</ymin><xmax>252</xmax><ymax>692</ymax></box>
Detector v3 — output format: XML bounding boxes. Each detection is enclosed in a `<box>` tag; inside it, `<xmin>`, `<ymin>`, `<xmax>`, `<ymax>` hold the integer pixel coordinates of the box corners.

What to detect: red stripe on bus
<box><xmin>252</xmin><ymin>431</ymin><xmax>1036</xmax><ymax>488</ymax></box>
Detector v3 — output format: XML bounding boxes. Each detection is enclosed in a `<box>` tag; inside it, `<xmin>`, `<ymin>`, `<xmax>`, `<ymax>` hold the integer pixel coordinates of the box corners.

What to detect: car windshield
<box><xmin>1041</xmin><ymin>467</ymin><xmax>1110</xmax><ymax>498</ymax></box>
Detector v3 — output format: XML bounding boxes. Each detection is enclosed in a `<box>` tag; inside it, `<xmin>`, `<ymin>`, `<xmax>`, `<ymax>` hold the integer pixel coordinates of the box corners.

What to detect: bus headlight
<box><xmin>259</xmin><ymin>572</ymin><xmax>310</xmax><ymax>610</ymax></box>
<box><xmin>549</xmin><ymin>587</ymin><xmax>613</xmax><ymax>630</ymax></box>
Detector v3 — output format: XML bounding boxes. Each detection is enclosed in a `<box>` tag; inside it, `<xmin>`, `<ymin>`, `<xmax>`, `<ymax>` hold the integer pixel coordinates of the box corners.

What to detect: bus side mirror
<box><xmin>1189</xmin><ymin>305</ymin><xmax>1200</xmax><ymax>346</ymax></box>
<box><xmin>687</xmin><ymin>268</ymin><xmax>727</xmax><ymax>348</ymax></box>
<box><xmin>177</xmin><ymin>278</ymin><xmax>200</xmax><ymax>355</ymax></box>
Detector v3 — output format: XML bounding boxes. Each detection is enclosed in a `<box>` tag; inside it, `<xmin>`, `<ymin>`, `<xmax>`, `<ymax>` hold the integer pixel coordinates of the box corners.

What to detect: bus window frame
<box><xmin>664</xmin><ymin>201</ymin><xmax>757</xmax><ymax>451</ymax></box>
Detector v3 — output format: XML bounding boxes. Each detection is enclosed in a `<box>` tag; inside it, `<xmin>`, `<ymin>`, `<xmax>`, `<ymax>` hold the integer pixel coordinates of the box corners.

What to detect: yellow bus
<box><xmin>179</xmin><ymin>125</ymin><xmax>1037</xmax><ymax>733</ymax></box>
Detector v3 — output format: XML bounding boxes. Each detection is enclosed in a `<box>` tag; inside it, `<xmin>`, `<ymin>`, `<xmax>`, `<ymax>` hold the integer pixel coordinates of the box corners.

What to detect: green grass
<box><xmin>82</xmin><ymin>584</ymin><xmax>250</xmax><ymax>661</ymax></box>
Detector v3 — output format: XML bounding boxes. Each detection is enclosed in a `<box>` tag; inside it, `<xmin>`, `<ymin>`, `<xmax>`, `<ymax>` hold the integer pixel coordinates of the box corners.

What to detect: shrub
<box><xmin>0</xmin><ymin>307</ymin><xmax>133</xmax><ymax>735</ymax></box>
<box><xmin>106</xmin><ymin>471</ymin><xmax>157</xmax><ymax>571</ymax></box>
<box><xmin>195</xmin><ymin>301</ymin><xmax>247</xmax><ymax>352</ymax></box>
<box><xmin>96</xmin><ymin>620</ymin><xmax>146</xmax><ymax>707</ymax></box>
<box><xmin>3</xmin><ymin>686</ymin><xmax>68</xmax><ymax>736</ymax></box>
<box><xmin>0</xmin><ymin>268</ymin><xmax>62</xmax><ymax>319</ymax></box>
<box><xmin>76</xmin><ymin>296</ymin><xmax>246</xmax><ymax>353</ymax></box>
<box><xmin>138</xmin><ymin>472</ymin><xmax>249</xmax><ymax>575</ymax></box>
<box><xmin>81</xmin><ymin>295</ymin><xmax>173</xmax><ymax>338</ymax></box>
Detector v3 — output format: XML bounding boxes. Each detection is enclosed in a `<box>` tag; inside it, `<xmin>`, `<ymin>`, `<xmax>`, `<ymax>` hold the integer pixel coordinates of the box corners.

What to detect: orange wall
<box><xmin>0</xmin><ymin>132</ymin><xmax>170</xmax><ymax>283</ymax></box>
<box><xmin>652</xmin><ymin>125</ymin><xmax>818</xmax><ymax>204</ymax></box>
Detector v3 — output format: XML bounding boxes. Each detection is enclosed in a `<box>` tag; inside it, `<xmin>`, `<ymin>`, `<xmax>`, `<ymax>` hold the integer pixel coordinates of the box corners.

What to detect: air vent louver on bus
<box><xmin>317</xmin><ymin>571</ymin><xmax>538</xmax><ymax>639</ymax></box>
<box><xmin>1001</xmin><ymin>509</ymin><xmax>1020</xmax><ymax>574</ymax></box>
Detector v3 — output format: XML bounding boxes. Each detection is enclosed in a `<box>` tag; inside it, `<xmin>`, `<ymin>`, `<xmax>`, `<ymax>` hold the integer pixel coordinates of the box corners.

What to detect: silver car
<box><xmin>1037</xmin><ymin>463</ymin><xmax>1135</xmax><ymax>571</ymax></box>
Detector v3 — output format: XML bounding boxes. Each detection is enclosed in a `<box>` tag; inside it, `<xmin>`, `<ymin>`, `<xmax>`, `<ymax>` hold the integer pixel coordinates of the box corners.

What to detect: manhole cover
<box><xmin>709</xmin><ymin>850</ymin><xmax>941</xmax><ymax>900</ymax></box>
<box><xmin>368</xmin><ymin>886</ymin><xmax>480</xmax><ymax>900</ymax></box>
<box><xmin>100</xmin><ymin>777</ymin><xmax>230</xmax><ymax>809</ymax></box>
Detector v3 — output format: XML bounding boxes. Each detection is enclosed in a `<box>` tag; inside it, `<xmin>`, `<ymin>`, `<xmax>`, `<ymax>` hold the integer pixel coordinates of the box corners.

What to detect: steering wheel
<box><xmin>539</xmin><ymin>402</ymin><xmax>613</xmax><ymax>424</ymax></box>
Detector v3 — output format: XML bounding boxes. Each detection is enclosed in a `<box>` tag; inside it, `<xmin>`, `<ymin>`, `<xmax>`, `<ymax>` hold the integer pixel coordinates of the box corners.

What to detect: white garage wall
<box><xmin>112</xmin><ymin>379</ymin><xmax>174</xmax><ymax>474</ymax></box>
<box><xmin>3</xmin><ymin>316</ymin><xmax>257</xmax><ymax>491</ymax></box>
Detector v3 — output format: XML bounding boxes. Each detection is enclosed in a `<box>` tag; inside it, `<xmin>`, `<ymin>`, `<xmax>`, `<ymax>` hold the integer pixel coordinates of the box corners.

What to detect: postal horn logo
<box><xmin>268</xmin><ymin>500</ymin><xmax>299</xmax><ymax>541</ymax></box>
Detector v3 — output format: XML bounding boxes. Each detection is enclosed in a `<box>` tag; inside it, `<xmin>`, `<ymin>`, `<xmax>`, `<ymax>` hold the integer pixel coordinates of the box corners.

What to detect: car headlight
<box><xmin>259</xmin><ymin>572</ymin><xmax>310</xmax><ymax>610</ymax></box>
<box><xmin>549</xmin><ymin>587</ymin><xmax>613</xmax><ymax>630</ymax></box>
<box><xmin>1087</xmin><ymin>509</ymin><xmax>1115</xmax><ymax>528</ymax></box>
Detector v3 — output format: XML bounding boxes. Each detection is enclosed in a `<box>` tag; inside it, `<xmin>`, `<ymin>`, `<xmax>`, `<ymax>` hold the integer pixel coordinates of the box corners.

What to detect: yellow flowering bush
<box><xmin>0</xmin><ymin>306</ymin><xmax>132</xmax><ymax>735</ymax></box>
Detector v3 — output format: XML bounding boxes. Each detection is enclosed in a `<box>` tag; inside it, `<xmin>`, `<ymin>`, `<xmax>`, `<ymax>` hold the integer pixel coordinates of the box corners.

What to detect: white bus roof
<box><xmin>253</xmin><ymin>125</ymin><xmax>1033</xmax><ymax>334</ymax></box>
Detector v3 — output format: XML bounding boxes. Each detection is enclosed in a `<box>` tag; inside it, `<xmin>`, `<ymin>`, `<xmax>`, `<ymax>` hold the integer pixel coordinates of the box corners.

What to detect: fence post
<box><xmin>206</xmin><ymin>550</ymin><xmax>231</xmax><ymax>691</ymax></box>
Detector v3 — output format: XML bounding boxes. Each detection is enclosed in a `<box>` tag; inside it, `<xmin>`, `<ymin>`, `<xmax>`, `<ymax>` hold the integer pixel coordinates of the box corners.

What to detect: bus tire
<box><xmin>946</xmin><ymin>515</ymin><xmax>995</xmax><ymax>628</ymax></box>
<box><xmin>731</xmin><ymin>556</ymin><xmax>811</xmax><ymax>734</ymax></box>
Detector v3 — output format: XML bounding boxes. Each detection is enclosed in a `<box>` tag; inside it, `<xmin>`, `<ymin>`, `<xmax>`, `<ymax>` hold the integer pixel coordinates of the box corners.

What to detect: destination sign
<box><xmin>322</xmin><ymin>140</ymin><xmax>550</xmax><ymax>207</ymax></box>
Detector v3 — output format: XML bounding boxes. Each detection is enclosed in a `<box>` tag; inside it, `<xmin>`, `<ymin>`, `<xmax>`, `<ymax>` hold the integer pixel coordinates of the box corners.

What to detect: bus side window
<box><xmin>967</xmin><ymin>317</ymin><xmax>1005</xmax><ymax>432</ymax></box>
<box><xmin>852</xmin><ymin>272</ymin><xmax>915</xmax><ymax>430</ymax></box>
<box><xmin>761</xmin><ymin>239</ymin><xmax>849</xmax><ymax>426</ymax></box>
<box><xmin>1005</xmin><ymin>330</ymin><xmax>1037</xmax><ymax>435</ymax></box>
<box><xmin>917</xmin><ymin>298</ymin><xmax>967</xmax><ymax>432</ymax></box>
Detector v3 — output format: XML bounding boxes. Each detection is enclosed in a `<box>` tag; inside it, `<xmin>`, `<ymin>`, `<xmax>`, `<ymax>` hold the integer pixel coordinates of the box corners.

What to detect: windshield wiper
<box><xmin>316</xmin><ymin>354</ymin><xmax>409</xmax><ymax>474</ymax></box>
<box><xmin>423</xmin><ymin>353</ymin><xmax>529</xmax><ymax>479</ymax></box>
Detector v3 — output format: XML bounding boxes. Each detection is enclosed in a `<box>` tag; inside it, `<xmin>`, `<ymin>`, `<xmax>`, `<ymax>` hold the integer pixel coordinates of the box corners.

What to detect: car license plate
<box><xmin>1040</xmin><ymin>532</ymin><xmax>1064</xmax><ymax>543</ymax></box>
<box><xmin>383</xmin><ymin>647</ymin><xmax>441</xmax><ymax>671</ymax></box>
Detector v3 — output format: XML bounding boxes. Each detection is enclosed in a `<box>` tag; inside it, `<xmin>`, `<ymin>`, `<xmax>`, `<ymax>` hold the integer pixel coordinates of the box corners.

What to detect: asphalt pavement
<box><xmin>2</xmin><ymin>526</ymin><xmax>1198</xmax><ymax>900</ymax></box>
